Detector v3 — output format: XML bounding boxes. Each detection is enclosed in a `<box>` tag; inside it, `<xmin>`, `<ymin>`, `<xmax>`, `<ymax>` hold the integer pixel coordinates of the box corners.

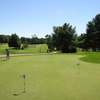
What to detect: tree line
<box><xmin>0</xmin><ymin>13</ymin><xmax>100</xmax><ymax>52</ymax></box>
<box><xmin>0</xmin><ymin>34</ymin><xmax>46</xmax><ymax>49</ymax></box>
<box><xmin>78</xmin><ymin>14</ymin><xmax>100</xmax><ymax>51</ymax></box>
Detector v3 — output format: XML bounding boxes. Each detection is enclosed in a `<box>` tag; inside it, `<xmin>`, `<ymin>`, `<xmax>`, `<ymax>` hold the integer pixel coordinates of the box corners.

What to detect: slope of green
<box><xmin>80</xmin><ymin>52</ymin><xmax>100</xmax><ymax>64</ymax></box>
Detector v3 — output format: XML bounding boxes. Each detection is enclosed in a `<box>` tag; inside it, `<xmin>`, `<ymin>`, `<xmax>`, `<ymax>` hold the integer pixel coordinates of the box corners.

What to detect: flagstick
<box><xmin>22</xmin><ymin>74</ymin><xmax>26</xmax><ymax>93</ymax></box>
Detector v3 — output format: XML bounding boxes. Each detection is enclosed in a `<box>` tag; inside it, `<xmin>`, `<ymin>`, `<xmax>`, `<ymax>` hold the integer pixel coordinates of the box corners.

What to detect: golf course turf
<box><xmin>0</xmin><ymin>54</ymin><xmax>100</xmax><ymax>100</ymax></box>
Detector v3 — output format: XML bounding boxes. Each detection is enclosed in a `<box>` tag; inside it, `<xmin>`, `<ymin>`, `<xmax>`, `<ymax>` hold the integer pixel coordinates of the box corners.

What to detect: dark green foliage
<box><xmin>78</xmin><ymin>14</ymin><xmax>100</xmax><ymax>51</ymax></box>
<box><xmin>0</xmin><ymin>35</ymin><xmax>10</xmax><ymax>43</ymax></box>
<box><xmin>62</xmin><ymin>46</ymin><xmax>77</xmax><ymax>53</ymax></box>
<box><xmin>5</xmin><ymin>49</ymin><xmax>10</xmax><ymax>59</ymax></box>
<box><xmin>77</xmin><ymin>33</ymin><xmax>88</xmax><ymax>51</ymax></box>
<box><xmin>31</xmin><ymin>35</ymin><xmax>39</xmax><ymax>44</ymax></box>
<box><xmin>86</xmin><ymin>14</ymin><xmax>100</xmax><ymax>51</ymax></box>
<box><xmin>31</xmin><ymin>35</ymin><xmax>46</xmax><ymax>44</ymax></box>
<box><xmin>45</xmin><ymin>34</ymin><xmax>54</xmax><ymax>52</ymax></box>
<box><xmin>21</xmin><ymin>37</ymin><xmax>28</xmax><ymax>44</ymax></box>
<box><xmin>46</xmin><ymin>23</ymin><xmax>77</xmax><ymax>53</ymax></box>
<box><xmin>8</xmin><ymin>34</ymin><xmax>21</xmax><ymax>49</ymax></box>
<box><xmin>21</xmin><ymin>36</ymin><xmax>46</xmax><ymax>45</ymax></box>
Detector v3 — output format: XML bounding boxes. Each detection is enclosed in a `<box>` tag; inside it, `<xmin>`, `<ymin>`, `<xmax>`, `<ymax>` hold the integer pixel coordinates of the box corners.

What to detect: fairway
<box><xmin>0</xmin><ymin>54</ymin><xmax>100</xmax><ymax>100</ymax></box>
<box><xmin>0</xmin><ymin>44</ymin><xmax>48</xmax><ymax>55</ymax></box>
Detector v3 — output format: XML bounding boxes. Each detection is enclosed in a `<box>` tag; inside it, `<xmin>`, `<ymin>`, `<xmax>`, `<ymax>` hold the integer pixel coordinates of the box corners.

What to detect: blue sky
<box><xmin>0</xmin><ymin>0</ymin><xmax>100</xmax><ymax>37</ymax></box>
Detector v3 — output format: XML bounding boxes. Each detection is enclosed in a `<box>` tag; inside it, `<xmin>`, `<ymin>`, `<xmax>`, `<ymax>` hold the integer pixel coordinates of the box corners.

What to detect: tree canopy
<box><xmin>78</xmin><ymin>14</ymin><xmax>100</xmax><ymax>51</ymax></box>
<box><xmin>8</xmin><ymin>34</ymin><xmax>21</xmax><ymax>49</ymax></box>
<box><xmin>46</xmin><ymin>23</ymin><xmax>77</xmax><ymax>53</ymax></box>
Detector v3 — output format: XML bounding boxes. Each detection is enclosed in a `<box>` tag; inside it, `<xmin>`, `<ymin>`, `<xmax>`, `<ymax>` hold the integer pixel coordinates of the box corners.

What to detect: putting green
<box><xmin>0</xmin><ymin>54</ymin><xmax>100</xmax><ymax>100</ymax></box>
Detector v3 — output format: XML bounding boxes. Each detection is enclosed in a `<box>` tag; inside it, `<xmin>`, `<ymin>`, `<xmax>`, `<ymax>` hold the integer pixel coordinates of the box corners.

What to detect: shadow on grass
<box><xmin>12</xmin><ymin>90</ymin><xmax>26</xmax><ymax>96</ymax></box>
<box><xmin>79</xmin><ymin>53</ymin><xmax>100</xmax><ymax>64</ymax></box>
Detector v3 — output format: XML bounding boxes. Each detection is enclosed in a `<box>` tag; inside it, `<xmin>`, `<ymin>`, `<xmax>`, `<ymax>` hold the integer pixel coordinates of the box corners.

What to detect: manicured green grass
<box><xmin>0</xmin><ymin>44</ymin><xmax>8</xmax><ymax>55</ymax></box>
<box><xmin>10</xmin><ymin>44</ymin><xmax>48</xmax><ymax>54</ymax></box>
<box><xmin>0</xmin><ymin>44</ymin><xmax>48</xmax><ymax>54</ymax></box>
<box><xmin>79</xmin><ymin>52</ymin><xmax>100</xmax><ymax>64</ymax></box>
<box><xmin>0</xmin><ymin>54</ymin><xmax>100</xmax><ymax>100</ymax></box>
